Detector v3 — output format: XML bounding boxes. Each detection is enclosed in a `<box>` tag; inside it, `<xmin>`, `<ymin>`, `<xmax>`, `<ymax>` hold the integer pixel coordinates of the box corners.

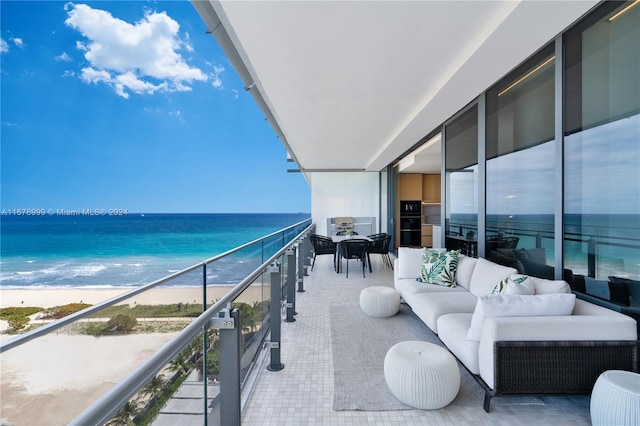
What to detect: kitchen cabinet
<box><xmin>422</xmin><ymin>225</ymin><xmax>433</xmax><ymax>248</ymax></box>
<box><xmin>422</xmin><ymin>174</ymin><xmax>441</xmax><ymax>202</ymax></box>
<box><xmin>397</xmin><ymin>174</ymin><xmax>423</xmax><ymax>200</ymax></box>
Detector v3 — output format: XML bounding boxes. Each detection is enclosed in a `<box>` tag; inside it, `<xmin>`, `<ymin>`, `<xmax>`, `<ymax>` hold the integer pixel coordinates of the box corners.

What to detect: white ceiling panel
<box><xmin>197</xmin><ymin>0</ymin><xmax>599</xmax><ymax>174</ymax></box>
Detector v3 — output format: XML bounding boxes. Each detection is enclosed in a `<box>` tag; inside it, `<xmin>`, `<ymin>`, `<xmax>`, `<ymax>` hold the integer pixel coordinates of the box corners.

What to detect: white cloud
<box><xmin>0</xmin><ymin>38</ymin><xmax>8</xmax><ymax>53</ymax></box>
<box><xmin>210</xmin><ymin>64</ymin><xmax>224</xmax><ymax>89</ymax></box>
<box><xmin>11</xmin><ymin>37</ymin><xmax>25</xmax><ymax>48</ymax></box>
<box><xmin>56</xmin><ymin>52</ymin><xmax>72</xmax><ymax>62</ymax></box>
<box><xmin>64</xmin><ymin>3</ymin><xmax>207</xmax><ymax>98</ymax></box>
<box><xmin>81</xmin><ymin>67</ymin><xmax>112</xmax><ymax>84</ymax></box>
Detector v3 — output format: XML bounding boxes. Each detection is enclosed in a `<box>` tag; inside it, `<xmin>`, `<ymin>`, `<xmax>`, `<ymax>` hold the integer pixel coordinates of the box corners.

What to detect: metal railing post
<box><xmin>284</xmin><ymin>247</ymin><xmax>296</xmax><ymax>322</ymax></box>
<box><xmin>267</xmin><ymin>262</ymin><xmax>284</xmax><ymax>371</ymax></box>
<box><xmin>588</xmin><ymin>238</ymin><xmax>596</xmax><ymax>278</ymax></box>
<box><xmin>214</xmin><ymin>308</ymin><xmax>241</xmax><ymax>426</ymax></box>
<box><xmin>297</xmin><ymin>240</ymin><xmax>305</xmax><ymax>293</ymax></box>
<box><xmin>303</xmin><ymin>234</ymin><xmax>312</xmax><ymax>276</ymax></box>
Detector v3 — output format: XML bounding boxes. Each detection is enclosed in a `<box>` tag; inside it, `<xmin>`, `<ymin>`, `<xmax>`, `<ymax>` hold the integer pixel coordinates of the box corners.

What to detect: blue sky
<box><xmin>1</xmin><ymin>1</ymin><xmax>310</xmax><ymax>214</ymax></box>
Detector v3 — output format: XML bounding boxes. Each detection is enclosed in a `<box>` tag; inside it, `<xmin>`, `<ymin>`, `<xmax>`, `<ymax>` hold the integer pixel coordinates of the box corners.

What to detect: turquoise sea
<box><xmin>0</xmin><ymin>213</ymin><xmax>310</xmax><ymax>288</ymax></box>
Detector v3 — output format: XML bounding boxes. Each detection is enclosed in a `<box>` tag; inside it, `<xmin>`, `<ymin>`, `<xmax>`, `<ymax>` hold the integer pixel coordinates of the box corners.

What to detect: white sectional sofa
<box><xmin>394</xmin><ymin>247</ymin><xmax>639</xmax><ymax>411</ymax></box>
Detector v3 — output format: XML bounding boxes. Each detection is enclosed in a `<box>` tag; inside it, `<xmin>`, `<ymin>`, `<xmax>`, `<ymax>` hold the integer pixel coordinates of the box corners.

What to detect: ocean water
<box><xmin>0</xmin><ymin>213</ymin><xmax>310</xmax><ymax>288</ymax></box>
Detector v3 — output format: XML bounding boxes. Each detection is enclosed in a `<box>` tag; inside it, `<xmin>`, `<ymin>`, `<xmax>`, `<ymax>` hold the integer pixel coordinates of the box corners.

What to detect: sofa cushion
<box><xmin>456</xmin><ymin>254</ymin><xmax>477</xmax><ymax>290</ymax></box>
<box><xmin>529</xmin><ymin>277</ymin><xmax>571</xmax><ymax>295</ymax></box>
<box><xmin>468</xmin><ymin>258</ymin><xmax>518</xmax><ymax>297</ymax></box>
<box><xmin>514</xmin><ymin>247</ymin><xmax>547</xmax><ymax>265</ymax></box>
<box><xmin>396</xmin><ymin>278</ymin><xmax>466</xmax><ymax>302</ymax></box>
<box><xmin>491</xmin><ymin>274</ymin><xmax>535</xmax><ymax>295</ymax></box>
<box><xmin>397</xmin><ymin>247</ymin><xmax>424</xmax><ymax>279</ymax></box>
<box><xmin>467</xmin><ymin>293</ymin><xmax>576</xmax><ymax>341</ymax></box>
<box><xmin>420</xmin><ymin>249</ymin><xmax>459</xmax><ymax>287</ymax></box>
<box><xmin>436</xmin><ymin>313</ymin><xmax>479</xmax><ymax>374</ymax></box>
<box><xmin>410</xmin><ymin>292</ymin><xmax>478</xmax><ymax>334</ymax></box>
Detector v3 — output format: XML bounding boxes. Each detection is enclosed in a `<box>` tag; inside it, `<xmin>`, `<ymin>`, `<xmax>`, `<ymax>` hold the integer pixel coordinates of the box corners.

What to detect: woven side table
<box><xmin>591</xmin><ymin>370</ymin><xmax>640</xmax><ymax>426</ymax></box>
<box><xmin>384</xmin><ymin>340</ymin><xmax>460</xmax><ymax>409</ymax></box>
<box><xmin>359</xmin><ymin>286</ymin><xmax>400</xmax><ymax>318</ymax></box>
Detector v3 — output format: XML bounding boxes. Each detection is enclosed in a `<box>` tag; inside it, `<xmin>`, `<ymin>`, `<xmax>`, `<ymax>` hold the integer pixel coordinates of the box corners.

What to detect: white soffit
<box><xmin>209</xmin><ymin>0</ymin><xmax>598</xmax><ymax>172</ymax></box>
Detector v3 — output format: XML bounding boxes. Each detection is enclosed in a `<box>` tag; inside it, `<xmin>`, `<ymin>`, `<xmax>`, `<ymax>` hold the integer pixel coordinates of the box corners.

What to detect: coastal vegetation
<box><xmin>0</xmin><ymin>306</ymin><xmax>43</xmax><ymax>331</ymax></box>
<box><xmin>2</xmin><ymin>299</ymin><xmax>269</xmax><ymax>424</ymax></box>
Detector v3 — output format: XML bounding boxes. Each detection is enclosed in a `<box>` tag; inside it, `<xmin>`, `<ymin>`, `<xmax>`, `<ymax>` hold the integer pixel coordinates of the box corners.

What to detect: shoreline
<box><xmin>0</xmin><ymin>284</ymin><xmax>267</xmax><ymax>309</ymax></box>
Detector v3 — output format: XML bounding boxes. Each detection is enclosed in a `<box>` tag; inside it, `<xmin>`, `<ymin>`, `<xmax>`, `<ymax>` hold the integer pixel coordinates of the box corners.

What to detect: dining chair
<box><xmin>367</xmin><ymin>234</ymin><xmax>393</xmax><ymax>269</ymax></box>
<box><xmin>338</xmin><ymin>239</ymin><xmax>369</xmax><ymax>278</ymax></box>
<box><xmin>309</xmin><ymin>234</ymin><xmax>337</xmax><ymax>271</ymax></box>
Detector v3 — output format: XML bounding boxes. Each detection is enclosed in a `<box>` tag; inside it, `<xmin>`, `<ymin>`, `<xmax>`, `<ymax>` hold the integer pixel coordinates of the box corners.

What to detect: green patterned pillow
<box><xmin>420</xmin><ymin>249</ymin><xmax>460</xmax><ymax>287</ymax></box>
<box><xmin>492</xmin><ymin>274</ymin><xmax>535</xmax><ymax>295</ymax></box>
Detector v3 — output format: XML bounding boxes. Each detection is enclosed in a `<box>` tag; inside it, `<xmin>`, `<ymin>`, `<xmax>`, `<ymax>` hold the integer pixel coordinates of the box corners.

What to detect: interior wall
<box><xmin>310</xmin><ymin>172</ymin><xmax>380</xmax><ymax>235</ymax></box>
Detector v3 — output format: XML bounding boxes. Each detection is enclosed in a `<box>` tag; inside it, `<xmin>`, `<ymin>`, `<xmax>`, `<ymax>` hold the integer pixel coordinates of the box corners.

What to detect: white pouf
<box><xmin>359</xmin><ymin>286</ymin><xmax>400</xmax><ymax>318</ymax></box>
<box><xmin>384</xmin><ymin>340</ymin><xmax>460</xmax><ymax>409</ymax></box>
<box><xmin>591</xmin><ymin>370</ymin><xmax>640</xmax><ymax>426</ymax></box>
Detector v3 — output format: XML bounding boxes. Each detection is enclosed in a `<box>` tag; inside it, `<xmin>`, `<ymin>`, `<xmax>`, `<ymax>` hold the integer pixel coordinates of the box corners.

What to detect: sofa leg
<box><xmin>483</xmin><ymin>393</ymin><xmax>492</xmax><ymax>412</ymax></box>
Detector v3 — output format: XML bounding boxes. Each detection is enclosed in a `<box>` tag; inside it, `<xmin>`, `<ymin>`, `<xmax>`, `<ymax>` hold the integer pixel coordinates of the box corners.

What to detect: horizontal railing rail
<box><xmin>447</xmin><ymin>218</ymin><xmax>639</xmax><ymax>278</ymax></box>
<box><xmin>69</xmin><ymin>221</ymin><xmax>313</xmax><ymax>425</ymax></box>
<box><xmin>0</xmin><ymin>218</ymin><xmax>312</xmax><ymax>354</ymax></box>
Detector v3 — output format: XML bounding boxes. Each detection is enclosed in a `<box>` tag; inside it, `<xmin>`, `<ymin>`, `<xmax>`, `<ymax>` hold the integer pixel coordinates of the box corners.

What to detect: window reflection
<box><xmin>563</xmin><ymin>1</ymin><xmax>640</xmax><ymax>281</ymax></box>
<box><xmin>485</xmin><ymin>46</ymin><xmax>556</xmax><ymax>277</ymax></box>
<box><xmin>445</xmin><ymin>105</ymin><xmax>478</xmax><ymax>255</ymax></box>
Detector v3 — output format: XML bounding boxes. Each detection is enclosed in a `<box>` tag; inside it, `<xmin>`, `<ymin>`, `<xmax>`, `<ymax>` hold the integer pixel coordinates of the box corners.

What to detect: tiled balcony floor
<box><xmin>241</xmin><ymin>254</ymin><xmax>591</xmax><ymax>425</ymax></box>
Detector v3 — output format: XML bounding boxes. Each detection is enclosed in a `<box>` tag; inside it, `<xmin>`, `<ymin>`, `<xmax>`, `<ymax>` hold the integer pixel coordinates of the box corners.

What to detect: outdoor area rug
<box><xmin>330</xmin><ymin>303</ymin><xmax>544</xmax><ymax>411</ymax></box>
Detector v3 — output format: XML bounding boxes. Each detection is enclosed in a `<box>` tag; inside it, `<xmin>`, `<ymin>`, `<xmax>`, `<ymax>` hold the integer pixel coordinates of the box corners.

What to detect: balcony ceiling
<box><xmin>196</xmin><ymin>1</ymin><xmax>598</xmax><ymax>174</ymax></box>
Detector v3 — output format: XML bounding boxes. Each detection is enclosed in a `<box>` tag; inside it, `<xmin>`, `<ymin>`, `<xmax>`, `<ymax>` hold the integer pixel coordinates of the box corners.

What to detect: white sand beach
<box><xmin>0</xmin><ymin>285</ymin><xmax>268</xmax><ymax>425</ymax></box>
<box><xmin>0</xmin><ymin>285</ymin><xmax>267</xmax><ymax>309</ymax></box>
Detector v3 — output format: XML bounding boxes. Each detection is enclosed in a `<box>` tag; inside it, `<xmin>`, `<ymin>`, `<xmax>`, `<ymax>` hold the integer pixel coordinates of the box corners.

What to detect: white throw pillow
<box><xmin>529</xmin><ymin>277</ymin><xmax>571</xmax><ymax>295</ymax></box>
<box><xmin>397</xmin><ymin>247</ymin><xmax>425</xmax><ymax>279</ymax></box>
<box><xmin>456</xmin><ymin>254</ymin><xmax>477</xmax><ymax>290</ymax></box>
<box><xmin>468</xmin><ymin>258</ymin><xmax>518</xmax><ymax>297</ymax></box>
<box><xmin>466</xmin><ymin>293</ymin><xmax>576</xmax><ymax>341</ymax></box>
<box><xmin>492</xmin><ymin>274</ymin><xmax>535</xmax><ymax>295</ymax></box>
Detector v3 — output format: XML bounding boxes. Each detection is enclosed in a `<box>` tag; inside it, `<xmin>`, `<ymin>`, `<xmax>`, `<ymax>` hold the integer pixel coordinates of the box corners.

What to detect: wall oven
<box><xmin>400</xmin><ymin>201</ymin><xmax>421</xmax><ymax>216</ymax></box>
<box><xmin>399</xmin><ymin>200</ymin><xmax>422</xmax><ymax>246</ymax></box>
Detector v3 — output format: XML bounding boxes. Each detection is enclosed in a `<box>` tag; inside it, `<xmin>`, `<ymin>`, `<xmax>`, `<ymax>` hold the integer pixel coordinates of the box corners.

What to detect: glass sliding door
<box><xmin>563</xmin><ymin>1</ymin><xmax>640</xmax><ymax>281</ymax></box>
<box><xmin>445</xmin><ymin>105</ymin><xmax>478</xmax><ymax>255</ymax></box>
<box><xmin>485</xmin><ymin>45</ymin><xmax>556</xmax><ymax>277</ymax></box>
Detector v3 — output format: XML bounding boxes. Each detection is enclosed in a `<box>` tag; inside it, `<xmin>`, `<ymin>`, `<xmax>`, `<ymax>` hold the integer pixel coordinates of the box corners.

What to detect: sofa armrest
<box><xmin>481</xmin><ymin>314</ymin><xmax>637</xmax><ymax>343</ymax></box>
<box><xmin>478</xmin><ymin>315</ymin><xmax>637</xmax><ymax>390</ymax></box>
<box><xmin>481</xmin><ymin>340</ymin><xmax>639</xmax><ymax>412</ymax></box>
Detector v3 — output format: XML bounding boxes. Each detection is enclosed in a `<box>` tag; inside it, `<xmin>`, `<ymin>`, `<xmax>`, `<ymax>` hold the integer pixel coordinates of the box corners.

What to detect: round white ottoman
<box><xmin>591</xmin><ymin>370</ymin><xmax>640</xmax><ymax>426</ymax></box>
<box><xmin>359</xmin><ymin>286</ymin><xmax>400</xmax><ymax>318</ymax></box>
<box><xmin>384</xmin><ymin>340</ymin><xmax>460</xmax><ymax>409</ymax></box>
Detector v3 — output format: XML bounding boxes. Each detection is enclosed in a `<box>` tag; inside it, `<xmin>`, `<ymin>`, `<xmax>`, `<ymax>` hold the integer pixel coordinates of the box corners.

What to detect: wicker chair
<box><xmin>309</xmin><ymin>234</ymin><xmax>337</xmax><ymax>271</ymax></box>
<box><xmin>499</xmin><ymin>236</ymin><xmax>519</xmax><ymax>249</ymax></box>
<box><xmin>338</xmin><ymin>239</ymin><xmax>369</xmax><ymax>278</ymax></box>
<box><xmin>367</xmin><ymin>234</ymin><xmax>393</xmax><ymax>269</ymax></box>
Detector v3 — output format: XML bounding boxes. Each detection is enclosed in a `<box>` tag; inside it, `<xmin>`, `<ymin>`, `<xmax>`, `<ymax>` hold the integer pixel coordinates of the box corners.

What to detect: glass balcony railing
<box><xmin>0</xmin><ymin>219</ymin><xmax>313</xmax><ymax>426</ymax></box>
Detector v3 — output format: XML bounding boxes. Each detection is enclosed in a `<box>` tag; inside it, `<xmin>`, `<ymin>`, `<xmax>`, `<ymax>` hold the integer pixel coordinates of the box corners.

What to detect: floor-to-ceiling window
<box><xmin>563</xmin><ymin>1</ymin><xmax>640</xmax><ymax>281</ymax></box>
<box><xmin>485</xmin><ymin>45</ymin><xmax>556</xmax><ymax>277</ymax></box>
<box><xmin>445</xmin><ymin>105</ymin><xmax>478</xmax><ymax>255</ymax></box>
